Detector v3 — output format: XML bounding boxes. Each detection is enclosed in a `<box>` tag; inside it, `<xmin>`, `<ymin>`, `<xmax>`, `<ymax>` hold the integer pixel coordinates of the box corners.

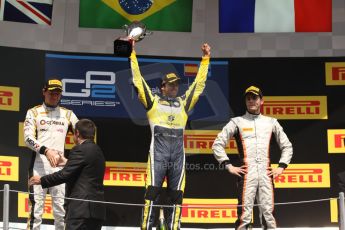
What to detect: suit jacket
<box><xmin>338</xmin><ymin>171</ymin><xmax>345</xmax><ymax>193</ymax></box>
<box><xmin>41</xmin><ymin>139</ymin><xmax>106</xmax><ymax>220</ymax></box>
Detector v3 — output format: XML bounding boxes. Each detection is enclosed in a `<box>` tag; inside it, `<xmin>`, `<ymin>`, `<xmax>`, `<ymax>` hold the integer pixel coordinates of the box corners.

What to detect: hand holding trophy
<box><xmin>114</xmin><ymin>21</ymin><xmax>153</xmax><ymax>57</ymax></box>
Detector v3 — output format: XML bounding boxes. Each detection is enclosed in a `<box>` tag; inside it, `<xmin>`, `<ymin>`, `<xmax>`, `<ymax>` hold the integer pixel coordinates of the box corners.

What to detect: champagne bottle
<box><xmin>156</xmin><ymin>207</ymin><xmax>168</xmax><ymax>230</ymax></box>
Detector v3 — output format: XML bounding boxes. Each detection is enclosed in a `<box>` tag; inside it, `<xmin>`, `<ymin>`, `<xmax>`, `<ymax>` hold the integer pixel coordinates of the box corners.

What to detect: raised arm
<box><xmin>182</xmin><ymin>43</ymin><xmax>211</xmax><ymax>112</ymax></box>
<box><xmin>129</xmin><ymin>47</ymin><xmax>154</xmax><ymax>110</ymax></box>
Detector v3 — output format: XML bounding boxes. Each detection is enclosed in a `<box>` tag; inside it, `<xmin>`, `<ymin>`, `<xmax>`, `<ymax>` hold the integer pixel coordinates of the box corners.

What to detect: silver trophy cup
<box><xmin>114</xmin><ymin>21</ymin><xmax>152</xmax><ymax>57</ymax></box>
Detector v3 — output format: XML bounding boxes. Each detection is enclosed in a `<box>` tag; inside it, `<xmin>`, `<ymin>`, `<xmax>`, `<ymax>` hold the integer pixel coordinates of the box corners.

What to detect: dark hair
<box><xmin>75</xmin><ymin>119</ymin><xmax>96</xmax><ymax>140</ymax></box>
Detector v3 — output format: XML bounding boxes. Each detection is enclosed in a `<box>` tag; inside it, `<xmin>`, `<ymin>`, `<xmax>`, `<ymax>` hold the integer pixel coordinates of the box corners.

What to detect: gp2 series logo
<box><xmin>60</xmin><ymin>71</ymin><xmax>118</xmax><ymax>107</ymax></box>
<box><xmin>62</xmin><ymin>71</ymin><xmax>116</xmax><ymax>98</ymax></box>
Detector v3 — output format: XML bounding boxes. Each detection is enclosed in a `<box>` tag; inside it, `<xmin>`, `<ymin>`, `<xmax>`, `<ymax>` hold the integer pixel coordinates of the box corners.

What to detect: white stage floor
<box><xmin>0</xmin><ymin>223</ymin><xmax>340</xmax><ymax>230</ymax></box>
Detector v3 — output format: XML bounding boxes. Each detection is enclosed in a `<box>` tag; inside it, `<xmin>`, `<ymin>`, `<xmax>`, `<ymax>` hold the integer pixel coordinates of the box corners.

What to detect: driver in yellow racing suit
<box><xmin>130</xmin><ymin>43</ymin><xmax>211</xmax><ymax>230</ymax></box>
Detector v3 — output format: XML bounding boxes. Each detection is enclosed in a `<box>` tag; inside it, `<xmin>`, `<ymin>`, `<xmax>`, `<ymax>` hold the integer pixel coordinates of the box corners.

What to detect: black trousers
<box><xmin>65</xmin><ymin>218</ymin><xmax>103</xmax><ymax>230</ymax></box>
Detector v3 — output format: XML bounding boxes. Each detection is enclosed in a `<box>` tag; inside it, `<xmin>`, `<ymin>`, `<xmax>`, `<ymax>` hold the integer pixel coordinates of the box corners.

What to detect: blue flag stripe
<box><xmin>219</xmin><ymin>0</ymin><xmax>256</xmax><ymax>33</ymax></box>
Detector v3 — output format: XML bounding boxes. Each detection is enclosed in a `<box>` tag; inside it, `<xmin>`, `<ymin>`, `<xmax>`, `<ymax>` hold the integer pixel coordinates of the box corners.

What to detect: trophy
<box><xmin>114</xmin><ymin>21</ymin><xmax>153</xmax><ymax>57</ymax></box>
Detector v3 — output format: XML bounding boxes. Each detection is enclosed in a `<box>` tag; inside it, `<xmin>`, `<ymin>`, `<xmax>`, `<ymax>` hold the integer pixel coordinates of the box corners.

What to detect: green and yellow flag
<box><xmin>79</xmin><ymin>0</ymin><xmax>193</xmax><ymax>32</ymax></box>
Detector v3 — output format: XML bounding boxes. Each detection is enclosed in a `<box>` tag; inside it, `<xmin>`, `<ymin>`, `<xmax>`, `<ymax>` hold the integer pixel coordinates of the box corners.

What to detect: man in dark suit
<box><xmin>29</xmin><ymin>119</ymin><xmax>106</xmax><ymax>230</ymax></box>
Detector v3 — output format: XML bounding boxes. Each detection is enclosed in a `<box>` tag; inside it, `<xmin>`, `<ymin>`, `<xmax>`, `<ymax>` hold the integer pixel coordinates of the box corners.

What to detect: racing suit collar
<box><xmin>43</xmin><ymin>102</ymin><xmax>59</xmax><ymax>110</ymax></box>
<box><xmin>160</xmin><ymin>94</ymin><xmax>178</xmax><ymax>102</ymax></box>
<box><xmin>245</xmin><ymin>111</ymin><xmax>261</xmax><ymax>119</ymax></box>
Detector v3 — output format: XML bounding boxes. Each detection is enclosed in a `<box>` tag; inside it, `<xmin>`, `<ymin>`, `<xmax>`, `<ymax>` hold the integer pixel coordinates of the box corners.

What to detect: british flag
<box><xmin>0</xmin><ymin>0</ymin><xmax>53</xmax><ymax>25</ymax></box>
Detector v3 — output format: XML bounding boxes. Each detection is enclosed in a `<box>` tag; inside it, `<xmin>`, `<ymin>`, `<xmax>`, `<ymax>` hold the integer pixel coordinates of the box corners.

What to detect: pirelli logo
<box><xmin>0</xmin><ymin>155</ymin><xmax>19</xmax><ymax>181</ymax></box>
<box><xmin>184</xmin><ymin>130</ymin><xmax>238</xmax><ymax>154</ymax></box>
<box><xmin>18</xmin><ymin>193</ymin><xmax>53</xmax><ymax>219</ymax></box>
<box><xmin>181</xmin><ymin>198</ymin><xmax>239</xmax><ymax>223</ymax></box>
<box><xmin>330</xmin><ymin>199</ymin><xmax>338</xmax><ymax>223</ymax></box>
<box><xmin>104</xmin><ymin>162</ymin><xmax>168</xmax><ymax>187</ymax></box>
<box><xmin>325</xmin><ymin>62</ymin><xmax>345</xmax><ymax>85</ymax></box>
<box><xmin>104</xmin><ymin>162</ymin><xmax>145</xmax><ymax>187</ymax></box>
<box><xmin>0</xmin><ymin>86</ymin><xmax>20</xmax><ymax>111</ymax></box>
<box><xmin>261</xmin><ymin>96</ymin><xmax>327</xmax><ymax>120</ymax></box>
<box><xmin>18</xmin><ymin>122</ymin><xmax>96</xmax><ymax>149</ymax></box>
<box><xmin>272</xmin><ymin>164</ymin><xmax>330</xmax><ymax>188</ymax></box>
<box><xmin>327</xmin><ymin>129</ymin><xmax>345</xmax><ymax>154</ymax></box>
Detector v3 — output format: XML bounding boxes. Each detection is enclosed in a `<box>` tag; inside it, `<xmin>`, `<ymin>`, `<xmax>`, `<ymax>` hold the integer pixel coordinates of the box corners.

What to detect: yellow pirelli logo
<box><xmin>181</xmin><ymin>198</ymin><xmax>239</xmax><ymax>223</ymax></box>
<box><xmin>0</xmin><ymin>155</ymin><xmax>19</xmax><ymax>181</ymax></box>
<box><xmin>261</xmin><ymin>96</ymin><xmax>327</xmax><ymax>120</ymax></box>
<box><xmin>103</xmin><ymin>162</ymin><xmax>167</xmax><ymax>187</ymax></box>
<box><xmin>19</xmin><ymin>122</ymin><xmax>97</xmax><ymax>149</ymax></box>
<box><xmin>184</xmin><ymin>130</ymin><xmax>238</xmax><ymax>154</ymax></box>
<box><xmin>325</xmin><ymin>62</ymin><xmax>345</xmax><ymax>85</ymax></box>
<box><xmin>104</xmin><ymin>162</ymin><xmax>140</xmax><ymax>186</ymax></box>
<box><xmin>272</xmin><ymin>164</ymin><xmax>330</xmax><ymax>188</ymax></box>
<box><xmin>18</xmin><ymin>193</ymin><xmax>53</xmax><ymax>219</ymax></box>
<box><xmin>104</xmin><ymin>162</ymin><xmax>146</xmax><ymax>187</ymax></box>
<box><xmin>327</xmin><ymin>129</ymin><xmax>345</xmax><ymax>154</ymax></box>
<box><xmin>0</xmin><ymin>86</ymin><xmax>20</xmax><ymax>111</ymax></box>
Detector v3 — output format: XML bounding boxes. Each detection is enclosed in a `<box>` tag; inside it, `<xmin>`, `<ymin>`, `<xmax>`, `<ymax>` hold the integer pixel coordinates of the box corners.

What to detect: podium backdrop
<box><xmin>0</xmin><ymin>45</ymin><xmax>344</xmax><ymax>228</ymax></box>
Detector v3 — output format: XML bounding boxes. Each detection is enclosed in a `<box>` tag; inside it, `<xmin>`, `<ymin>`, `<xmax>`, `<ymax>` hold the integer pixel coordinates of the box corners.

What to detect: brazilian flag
<box><xmin>79</xmin><ymin>0</ymin><xmax>193</xmax><ymax>32</ymax></box>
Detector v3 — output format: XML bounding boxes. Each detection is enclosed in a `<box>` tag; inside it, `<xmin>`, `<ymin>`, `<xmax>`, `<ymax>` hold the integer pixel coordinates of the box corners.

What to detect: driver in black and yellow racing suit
<box><xmin>130</xmin><ymin>42</ymin><xmax>211</xmax><ymax>230</ymax></box>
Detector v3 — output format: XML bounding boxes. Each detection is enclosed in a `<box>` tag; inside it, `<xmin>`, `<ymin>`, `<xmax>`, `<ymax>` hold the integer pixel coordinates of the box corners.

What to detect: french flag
<box><xmin>219</xmin><ymin>0</ymin><xmax>332</xmax><ymax>33</ymax></box>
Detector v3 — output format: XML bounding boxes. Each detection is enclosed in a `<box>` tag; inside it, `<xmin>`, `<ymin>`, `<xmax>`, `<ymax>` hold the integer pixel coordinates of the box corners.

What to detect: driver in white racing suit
<box><xmin>24</xmin><ymin>79</ymin><xmax>78</xmax><ymax>230</ymax></box>
<box><xmin>212</xmin><ymin>86</ymin><xmax>293</xmax><ymax>230</ymax></box>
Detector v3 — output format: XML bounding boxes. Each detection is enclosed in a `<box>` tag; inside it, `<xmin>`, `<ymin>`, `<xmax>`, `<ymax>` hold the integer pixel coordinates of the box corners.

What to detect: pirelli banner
<box><xmin>104</xmin><ymin>162</ymin><xmax>147</xmax><ymax>187</ymax></box>
<box><xmin>327</xmin><ymin>129</ymin><xmax>345</xmax><ymax>154</ymax></box>
<box><xmin>0</xmin><ymin>86</ymin><xmax>20</xmax><ymax>111</ymax></box>
<box><xmin>104</xmin><ymin>162</ymin><xmax>331</xmax><ymax>188</ymax></box>
<box><xmin>261</xmin><ymin>96</ymin><xmax>328</xmax><ymax>120</ymax></box>
<box><xmin>272</xmin><ymin>164</ymin><xmax>330</xmax><ymax>188</ymax></box>
<box><xmin>15</xmin><ymin>192</ymin><xmax>240</xmax><ymax>224</ymax></box>
<box><xmin>0</xmin><ymin>156</ymin><xmax>19</xmax><ymax>182</ymax></box>
<box><xmin>184</xmin><ymin>130</ymin><xmax>238</xmax><ymax>154</ymax></box>
<box><xmin>181</xmin><ymin>199</ymin><xmax>239</xmax><ymax>223</ymax></box>
<box><xmin>325</xmin><ymin>62</ymin><xmax>345</xmax><ymax>85</ymax></box>
<box><xmin>1</xmin><ymin>46</ymin><xmax>345</xmax><ymax>228</ymax></box>
<box><xmin>17</xmin><ymin>193</ymin><xmax>54</xmax><ymax>219</ymax></box>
